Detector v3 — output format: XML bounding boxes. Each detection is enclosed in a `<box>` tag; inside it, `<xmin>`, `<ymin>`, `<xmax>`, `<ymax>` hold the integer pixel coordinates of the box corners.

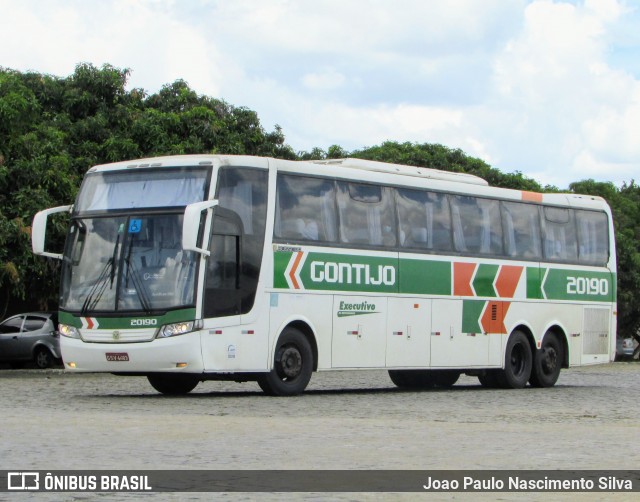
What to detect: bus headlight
<box><xmin>157</xmin><ymin>320</ymin><xmax>202</xmax><ymax>338</ymax></box>
<box><xmin>59</xmin><ymin>323</ymin><xmax>81</xmax><ymax>339</ymax></box>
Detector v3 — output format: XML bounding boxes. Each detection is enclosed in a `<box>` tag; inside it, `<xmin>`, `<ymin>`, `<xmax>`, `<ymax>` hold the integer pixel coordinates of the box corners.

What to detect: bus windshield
<box><xmin>60</xmin><ymin>214</ymin><xmax>197</xmax><ymax>313</ymax></box>
<box><xmin>76</xmin><ymin>168</ymin><xmax>209</xmax><ymax>212</ymax></box>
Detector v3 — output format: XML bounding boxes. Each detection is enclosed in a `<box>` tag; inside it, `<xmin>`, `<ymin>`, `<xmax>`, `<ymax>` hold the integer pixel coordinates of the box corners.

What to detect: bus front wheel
<box><xmin>496</xmin><ymin>330</ymin><xmax>532</xmax><ymax>389</ymax></box>
<box><xmin>258</xmin><ymin>328</ymin><xmax>313</xmax><ymax>396</ymax></box>
<box><xmin>147</xmin><ymin>374</ymin><xmax>199</xmax><ymax>395</ymax></box>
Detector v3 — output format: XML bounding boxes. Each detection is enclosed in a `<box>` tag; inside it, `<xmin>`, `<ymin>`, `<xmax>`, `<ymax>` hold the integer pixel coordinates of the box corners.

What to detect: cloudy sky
<box><xmin>2</xmin><ymin>0</ymin><xmax>639</xmax><ymax>188</ymax></box>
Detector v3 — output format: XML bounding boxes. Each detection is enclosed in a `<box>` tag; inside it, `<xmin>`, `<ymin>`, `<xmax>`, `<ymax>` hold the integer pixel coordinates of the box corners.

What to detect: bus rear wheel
<box><xmin>257</xmin><ymin>328</ymin><xmax>313</xmax><ymax>396</ymax></box>
<box><xmin>496</xmin><ymin>330</ymin><xmax>532</xmax><ymax>389</ymax></box>
<box><xmin>529</xmin><ymin>332</ymin><xmax>563</xmax><ymax>388</ymax></box>
<box><xmin>147</xmin><ymin>374</ymin><xmax>199</xmax><ymax>395</ymax></box>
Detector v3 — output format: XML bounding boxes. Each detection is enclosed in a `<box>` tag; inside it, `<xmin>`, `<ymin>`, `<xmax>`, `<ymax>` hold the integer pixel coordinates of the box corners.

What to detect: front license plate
<box><xmin>106</xmin><ymin>352</ymin><xmax>129</xmax><ymax>362</ymax></box>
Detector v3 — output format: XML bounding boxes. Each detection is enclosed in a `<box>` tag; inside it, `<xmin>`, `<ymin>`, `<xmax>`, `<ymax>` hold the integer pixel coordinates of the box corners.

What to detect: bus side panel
<box><xmin>268</xmin><ymin>292</ymin><xmax>333</xmax><ymax>370</ymax></box>
<box><xmin>201</xmin><ymin>293</ymin><xmax>272</xmax><ymax>372</ymax></box>
<box><xmin>385</xmin><ymin>297</ymin><xmax>431</xmax><ymax>368</ymax></box>
<box><xmin>332</xmin><ymin>295</ymin><xmax>387</xmax><ymax>368</ymax></box>
<box><xmin>431</xmin><ymin>299</ymin><xmax>490</xmax><ymax>367</ymax></box>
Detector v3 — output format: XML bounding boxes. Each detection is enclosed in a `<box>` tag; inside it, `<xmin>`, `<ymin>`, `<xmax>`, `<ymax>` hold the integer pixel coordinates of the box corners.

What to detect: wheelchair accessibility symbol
<box><xmin>128</xmin><ymin>219</ymin><xmax>142</xmax><ymax>234</ymax></box>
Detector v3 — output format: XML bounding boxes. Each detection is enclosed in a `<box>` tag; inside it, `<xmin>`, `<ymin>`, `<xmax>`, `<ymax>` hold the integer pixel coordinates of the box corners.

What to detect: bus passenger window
<box><xmin>450</xmin><ymin>195</ymin><xmax>503</xmax><ymax>256</ymax></box>
<box><xmin>396</xmin><ymin>188</ymin><xmax>451</xmax><ymax>251</ymax></box>
<box><xmin>337</xmin><ymin>182</ymin><xmax>396</xmax><ymax>247</ymax></box>
<box><xmin>543</xmin><ymin>207</ymin><xmax>578</xmax><ymax>262</ymax></box>
<box><xmin>501</xmin><ymin>202</ymin><xmax>542</xmax><ymax>260</ymax></box>
<box><xmin>576</xmin><ymin>210</ymin><xmax>608</xmax><ymax>265</ymax></box>
<box><xmin>275</xmin><ymin>175</ymin><xmax>337</xmax><ymax>242</ymax></box>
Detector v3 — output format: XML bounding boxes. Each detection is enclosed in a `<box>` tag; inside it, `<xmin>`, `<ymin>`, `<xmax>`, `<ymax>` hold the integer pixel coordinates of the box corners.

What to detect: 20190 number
<box><xmin>566</xmin><ymin>276</ymin><xmax>609</xmax><ymax>296</ymax></box>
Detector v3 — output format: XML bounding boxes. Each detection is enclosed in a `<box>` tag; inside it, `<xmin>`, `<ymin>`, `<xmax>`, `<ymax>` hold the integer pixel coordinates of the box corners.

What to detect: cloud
<box><xmin>301</xmin><ymin>69</ymin><xmax>347</xmax><ymax>91</ymax></box>
<box><xmin>482</xmin><ymin>0</ymin><xmax>640</xmax><ymax>185</ymax></box>
<box><xmin>1</xmin><ymin>0</ymin><xmax>639</xmax><ymax>187</ymax></box>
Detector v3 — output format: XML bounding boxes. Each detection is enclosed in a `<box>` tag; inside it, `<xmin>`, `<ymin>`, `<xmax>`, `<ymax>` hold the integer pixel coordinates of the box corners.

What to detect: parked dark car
<box><xmin>0</xmin><ymin>312</ymin><xmax>61</xmax><ymax>368</ymax></box>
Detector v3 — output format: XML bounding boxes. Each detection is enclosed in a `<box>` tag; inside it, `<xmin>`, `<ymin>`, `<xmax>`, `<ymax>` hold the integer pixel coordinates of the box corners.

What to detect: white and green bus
<box><xmin>32</xmin><ymin>155</ymin><xmax>616</xmax><ymax>395</ymax></box>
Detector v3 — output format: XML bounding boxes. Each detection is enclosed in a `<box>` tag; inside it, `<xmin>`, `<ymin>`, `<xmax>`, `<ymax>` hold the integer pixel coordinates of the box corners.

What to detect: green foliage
<box><xmin>351</xmin><ymin>141</ymin><xmax>544</xmax><ymax>190</ymax></box>
<box><xmin>0</xmin><ymin>64</ymin><xmax>295</xmax><ymax>316</ymax></box>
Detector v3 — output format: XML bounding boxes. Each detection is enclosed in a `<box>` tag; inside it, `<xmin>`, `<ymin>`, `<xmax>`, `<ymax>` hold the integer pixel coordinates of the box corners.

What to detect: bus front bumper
<box><xmin>60</xmin><ymin>332</ymin><xmax>204</xmax><ymax>373</ymax></box>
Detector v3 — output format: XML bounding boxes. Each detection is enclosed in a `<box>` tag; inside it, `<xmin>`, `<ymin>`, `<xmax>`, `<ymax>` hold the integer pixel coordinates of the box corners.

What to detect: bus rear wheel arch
<box><xmin>257</xmin><ymin>327</ymin><xmax>314</xmax><ymax>396</ymax></box>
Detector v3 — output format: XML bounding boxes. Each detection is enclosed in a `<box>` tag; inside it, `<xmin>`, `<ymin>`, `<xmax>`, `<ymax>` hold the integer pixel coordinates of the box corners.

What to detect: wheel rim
<box><xmin>511</xmin><ymin>343</ymin><xmax>526</xmax><ymax>377</ymax></box>
<box><xmin>276</xmin><ymin>345</ymin><xmax>303</xmax><ymax>380</ymax></box>
<box><xmin>540</xmin><ymin>346</ymin><xmax>558</xmax><ymax>375</ymax></box>
<box><xmin>36</xmin><ymin>351</ymin><xmax>49</xmax><ymax>368</ymax></box>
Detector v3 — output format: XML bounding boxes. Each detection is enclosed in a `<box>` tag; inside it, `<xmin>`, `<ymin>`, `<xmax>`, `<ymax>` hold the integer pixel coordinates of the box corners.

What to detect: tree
<box><xmin>0</xmin><ymin>64</ymin><xmax>294</xmax><ymax>316</ymax></box>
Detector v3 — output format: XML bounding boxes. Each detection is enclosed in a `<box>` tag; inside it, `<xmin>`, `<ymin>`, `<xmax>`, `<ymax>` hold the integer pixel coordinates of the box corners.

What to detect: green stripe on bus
<box><xmin>58</xmin><ymin>308</ymin><xmax>197</xmax><ymax>329</ymax></box>
<box><xmin>398</xmin><ymin>258</ymin><xmax>451</xmax><ymax>296</ymax></box>
<box><xmin>526</xmin><ymin>267</ymin><xmax>544</xmax><ymax>300</ymax></box>
<box><xmin>273</xmin><ymin>250</ymin><xmax>615</xmax><ymax>302</ymax></box>
<box><xmin>473</xmin><ymin>264</ymin><xmax>499</xmax><ymax>297</ymax></box>
<box><xmin>462</xmin><ymin>300</ymin><xmax>485</xmax><ymax>333</ymax></box>
<box><xmin>542</xmin><ymin>269</ymin><xmax>614</xmax><ymax>302</ymax></box>
<box><xmin>273</xmin><ymin>251</ymin><xmax>292</xmax><ymax>290</ymax></box>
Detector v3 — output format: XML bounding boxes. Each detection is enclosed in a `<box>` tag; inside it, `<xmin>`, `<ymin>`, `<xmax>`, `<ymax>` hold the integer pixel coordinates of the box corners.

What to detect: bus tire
<box><xmin>147</xmin><ymin>374</ymin><xmax>199</xmax><ymax>395</ymax></box>
<box><xmin>257</xmin><ymin>328</ymin><xmax>313</xmax><ymax>396</ymax></box>
<box><xmin>529</xmin><ymin>332</ymin><xmax>563</xmax><ymax>388</ymax></box>
<box><xmin>496</xmin><ymin>330</ymin><xmax>532</xmax><ymax>389</ymax></box>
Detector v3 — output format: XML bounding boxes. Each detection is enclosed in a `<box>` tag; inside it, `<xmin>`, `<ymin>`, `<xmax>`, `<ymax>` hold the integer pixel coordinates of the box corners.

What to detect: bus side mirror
<box><xmin>32</xmin><ymin>205</ymin><xmax>72</xmax><ymax>260</ymax></box>
<box><xmin>182</xmin><ymin>200</ymin><xmax>219</xmax><ymax>256</ymax></box>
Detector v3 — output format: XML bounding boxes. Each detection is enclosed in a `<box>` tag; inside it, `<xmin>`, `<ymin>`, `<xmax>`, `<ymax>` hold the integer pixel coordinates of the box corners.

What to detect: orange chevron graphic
<box><xmin>480</xmin><ymin>301</ymin><xmax>511</xmax><ymax>334</ymax></box>
<box><xmin>495</xmin><ymin>265</ymin><xmax>523</xmax><ymax>298</ymax></box>
<box><xmin>454</xmin><ymin>262</ymin><xmax>476</xmax><ymax>296</ymax></box>
<box><xmin>288</xmin><ymin>251</ymin><xmax>304</xmax><ymax>290</ymax></box>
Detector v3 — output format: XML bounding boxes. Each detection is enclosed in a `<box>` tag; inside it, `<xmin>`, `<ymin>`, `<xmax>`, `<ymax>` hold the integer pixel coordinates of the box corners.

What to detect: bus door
<box><xmin>200</xmin><ymin>208</ymin><xmax>254</xmax><ymax>371</ymax></box>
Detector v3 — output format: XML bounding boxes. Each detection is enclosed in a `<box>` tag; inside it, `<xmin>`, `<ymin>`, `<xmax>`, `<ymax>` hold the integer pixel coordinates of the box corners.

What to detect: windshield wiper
<box><xmin>80</xmin><ymin>258</ymin><xmax>114</xmax><ymax>314</ymax></box>
<box><xmin>80</xmin><ymin>229</ymin><xmax>121</xmax><ymax>315</ymax></box>
<box><xmin>124</xmin><ymin>250</ymin><xmax>153</xmax><ymax>315</ymax></box>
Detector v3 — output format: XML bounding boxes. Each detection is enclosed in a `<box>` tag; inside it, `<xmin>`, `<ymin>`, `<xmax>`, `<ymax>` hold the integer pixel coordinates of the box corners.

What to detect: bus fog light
<box><xmin>157</xmin><ymin>320</ymin><xmax>202</xmax><ymax>338</ymax></box>
<box><xmin>59</xmin><ymin>323</ymin><xmax>81</xmax><ymax>339</ymax></box>
<box><xmin>67</xmin><ymin>362</ymin><xmax>77</xmax><ymax>368</ymax></box>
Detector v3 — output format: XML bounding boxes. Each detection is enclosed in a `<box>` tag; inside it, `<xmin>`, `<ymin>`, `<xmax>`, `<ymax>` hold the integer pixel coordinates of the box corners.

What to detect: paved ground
<box><xmin>1</xmin><ymin>363</ymin><xmax>639</xmax><ymax>501</ymax></box>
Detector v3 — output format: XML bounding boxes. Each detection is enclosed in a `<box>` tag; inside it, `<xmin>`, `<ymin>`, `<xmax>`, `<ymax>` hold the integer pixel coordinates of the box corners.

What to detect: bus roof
<box><xmin>311</xmin><ymin>158</ymin><xmax>489</xmax><ymax>186</ymax></box>
<box><xmin>85</xmin><ymin>154</ymin><xmax>607</xmax><ymax>210</ymax></box>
